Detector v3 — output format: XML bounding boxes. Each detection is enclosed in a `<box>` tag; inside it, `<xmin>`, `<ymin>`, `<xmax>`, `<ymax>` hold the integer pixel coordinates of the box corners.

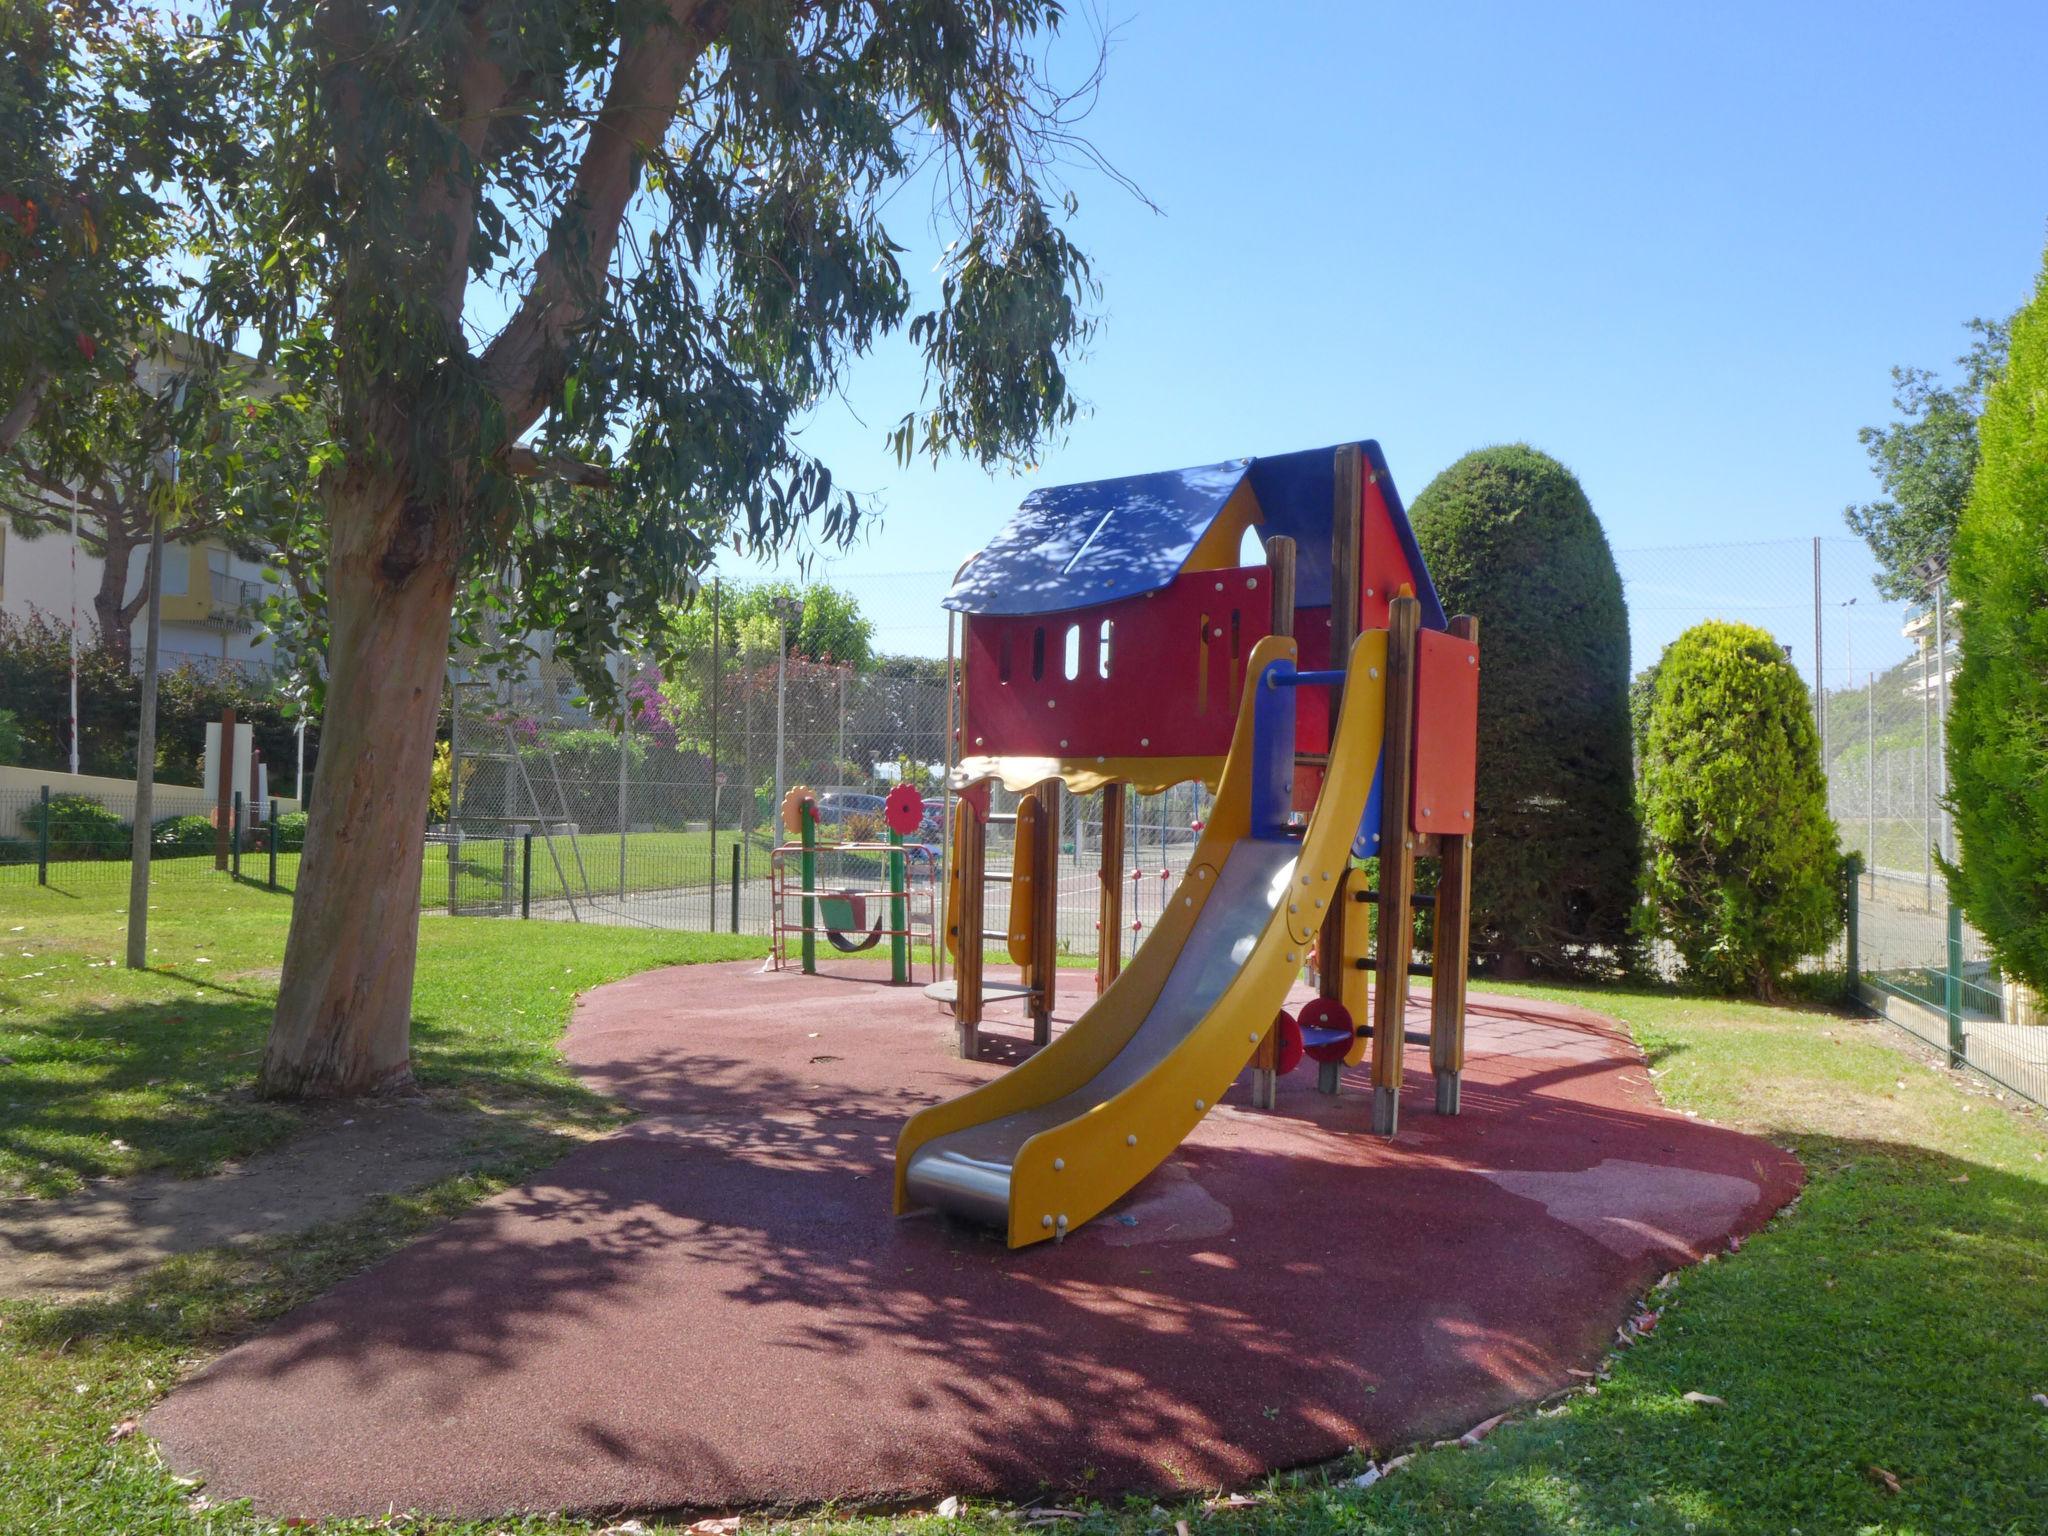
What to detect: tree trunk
<box><xmin>92</xmin><ymin>522</ymin><xmax>138</xmax><ymax>666</ymax></box>
<box><xmin>260</xmin><ymin>483</ymin><xmax>458</xmax><ymax>1098</ymax></box>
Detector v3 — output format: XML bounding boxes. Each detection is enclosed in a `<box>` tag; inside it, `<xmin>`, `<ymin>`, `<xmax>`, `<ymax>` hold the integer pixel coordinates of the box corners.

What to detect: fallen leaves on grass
<box><xmin>1866</xmin><ymin>1465</ymin><xmax>1903</xmax><ymax>1495</ymax></box>
<box><xmin>105</xmin><ymin>1417</ymin><xmax>138</xmax><ymax>1443</ymax></box>
<box><xmin>1682</xmin><ymin>1392</ymin><xmax>1726</xmax><ymax>1408</ymax></box>
<box><xmin>936</xmin><ymin>1496</ymin><xmax>964</xmax><ymax>1518</ymax></box>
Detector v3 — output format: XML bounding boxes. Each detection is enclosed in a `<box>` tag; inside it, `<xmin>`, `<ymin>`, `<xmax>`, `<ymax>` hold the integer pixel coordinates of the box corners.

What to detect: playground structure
<box><xmin>901</xmin><ymin>440</ymin><xmax>1482</xmax><ymax>1246</ymax></box>
<box><xmin>769</xmin><ymin>782</ymin><xmax>941</xmax><ymax>984</ymax></box>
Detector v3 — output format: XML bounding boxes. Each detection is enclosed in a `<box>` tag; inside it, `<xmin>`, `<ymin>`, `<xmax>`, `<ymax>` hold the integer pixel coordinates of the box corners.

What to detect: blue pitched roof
<box><xmin>943</xmin><ymin>459</ymin><xmax>1252</xmax><ymax>617</ymax></box>
<box><xmin>945</xmin><ymin>439</ymin><xmax>1446</xmax><ymax>627</ymax></box>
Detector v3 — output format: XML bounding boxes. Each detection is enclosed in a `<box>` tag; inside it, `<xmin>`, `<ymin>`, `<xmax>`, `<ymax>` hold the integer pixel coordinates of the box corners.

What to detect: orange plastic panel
<box><xmin>1412</xmin><ymin>629</ymin><xmax>1479</xmax><ymax>836</ymax></box>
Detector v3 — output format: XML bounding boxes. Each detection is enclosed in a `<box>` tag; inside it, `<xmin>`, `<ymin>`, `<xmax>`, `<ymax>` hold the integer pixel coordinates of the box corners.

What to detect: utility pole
<box><xmin>773</xmin><ymin>610</ymin><xmax>788</xmax><ymax>825</ymax></box>
<box><xmin>1934</xmin><ymin>575</ymin><xmax>1951</xmax><ymax>863</ymax></box>
<box><xmin>1811</xmin><ymin>537</ymin><xmax>1825</xmax><ymax>760</ymax></box>
<box><xmin>126</xmin><ymin>427</ymin><xmax>175</xmax><ymax>969</ymax></box>
<box><xmin>1920</xmin><ymin>608</ymin><xmax>1932</xmax><ymax>906</ymax></box>
<box><xmin>68</xmin><ymin>487</ymin><xmax>81</xmax><ymax>775</ymax></box>
<box><xmin>616</xmin><ymin>650</ymin><xmax>630</xmax><ymax>902</ymax></box>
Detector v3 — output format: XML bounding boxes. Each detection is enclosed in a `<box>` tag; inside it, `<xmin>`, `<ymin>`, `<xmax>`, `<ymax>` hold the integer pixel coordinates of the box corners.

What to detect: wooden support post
<box><xmin>1371</xmin><ymin>595</ymin><xmax>1421</xmax><ymax>1135</ymax></box>
<box><xmin>1027</xmin><ymin>777</ymin><xmax>1060</xmax><ymax>1045</ymax></box>
<box><xmin>1250</xmin><ymin>1021</ymin><xmax>1280</xmax><ymax>1110</ymax></box>
<box><xmin>1096</xmin><ymin>781</ymin><xmax>1125</xmax><ymax>995</ymax></box>
<box><xmin>1328</xmin><ymin>446</ymin><xmax>1362</xmax><ymax>725</ymax></box>
<box><xmin>1267</xmin><ymin>536</ymin><xmax>1297</xmax><ymax>638</ymax></box>
<box><xmin>952</xmin><ymin>796</ymin><xmax>985</xmax><ymax>1058</ymax></box>
<box><xmin>1430</xmin><ymin>614</ymin><xmax>1478</xmax><ymax>1114</ymax></box>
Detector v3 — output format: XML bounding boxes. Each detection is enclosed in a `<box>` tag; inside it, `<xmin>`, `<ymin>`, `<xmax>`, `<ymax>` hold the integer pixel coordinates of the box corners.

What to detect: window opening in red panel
<box><xmin>1063</xmin><ymin>623</ymin><xmax>1081</xmax><ymax>681</ymax></box>
<box><xmin>1031</xmin><ymin>627</ymin><xmax>1045</xmax><ymax>682</ymax></box>
<box><xmin>1098</xmin><ymin>619</ymin><xmax>1113</xmax><ymax>679</ymax></box>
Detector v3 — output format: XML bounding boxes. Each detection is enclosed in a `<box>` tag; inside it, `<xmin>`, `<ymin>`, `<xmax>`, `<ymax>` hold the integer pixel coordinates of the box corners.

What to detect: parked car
<box><xmin>812</xmin><ymin>788</ymin><xmax>886</xmax><ymax>827</ymax></box>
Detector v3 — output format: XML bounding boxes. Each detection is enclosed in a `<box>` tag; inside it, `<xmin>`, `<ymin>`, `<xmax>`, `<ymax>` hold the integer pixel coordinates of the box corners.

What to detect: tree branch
<box><xmin>0</xmin><ymin>365</ymin><xmax>51</xmax><ymax>454</ymax></box>
<box><xmin>502</xmin><ymin>444</ymin><xmax>613</xmax><ymax>487</ymax></box>
<box><xmin>477</xmin><ymin>0</ymin><xmax>724</xmax><ymax>435</ymax></box>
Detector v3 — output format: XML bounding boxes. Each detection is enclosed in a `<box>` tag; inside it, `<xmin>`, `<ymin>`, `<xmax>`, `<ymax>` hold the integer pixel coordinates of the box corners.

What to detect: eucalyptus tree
<box><xmin>181</xmin><ymin>1</ymin><xmax>1103</xmax><ymax>1096</ymax></box>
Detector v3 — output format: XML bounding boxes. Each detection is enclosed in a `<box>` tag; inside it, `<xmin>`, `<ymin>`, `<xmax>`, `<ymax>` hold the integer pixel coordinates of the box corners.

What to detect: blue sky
<box><xmin>708</xmin><ymin>1</ymin><xmax>2048</xmax><ymax>682</ymax></box>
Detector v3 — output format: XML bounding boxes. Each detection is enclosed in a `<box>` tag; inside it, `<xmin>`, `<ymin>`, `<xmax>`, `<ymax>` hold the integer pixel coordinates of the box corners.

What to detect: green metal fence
<box><xmin>1849</xmin><ymin>865</ymin><xmax>2045</xmax><ymax>1110</ymax></box>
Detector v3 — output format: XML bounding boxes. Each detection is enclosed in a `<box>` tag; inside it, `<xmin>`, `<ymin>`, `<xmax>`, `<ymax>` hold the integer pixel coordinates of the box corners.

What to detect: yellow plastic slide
<box><xmin>894</xmin><ymin>629</ymin><xmax>1389</xmax><ymax>1247</ymax></box>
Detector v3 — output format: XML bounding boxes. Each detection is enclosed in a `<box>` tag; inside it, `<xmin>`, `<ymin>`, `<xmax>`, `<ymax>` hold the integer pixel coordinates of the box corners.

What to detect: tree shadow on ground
<box><xmin>123</xmin><ymin>987</ymin><xmax>1835</xmax><ymax>1522</ymax></box>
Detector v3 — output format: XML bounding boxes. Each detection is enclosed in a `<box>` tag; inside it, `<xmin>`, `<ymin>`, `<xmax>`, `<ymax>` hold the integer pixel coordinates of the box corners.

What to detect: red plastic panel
<box><xmin>1359</xmin><ymin>470</ymin><xmax>1424</xmax><ymax>632</ymax></box>
<box><xmin>960</xmin><ymin>566</ymin><xmax>1274</xmax><ymax>760</ymax></box>
<box><xmin>1411</xmin><ymin>629</ymin><xmax>1480</xmax><ymax>836</ymax></box>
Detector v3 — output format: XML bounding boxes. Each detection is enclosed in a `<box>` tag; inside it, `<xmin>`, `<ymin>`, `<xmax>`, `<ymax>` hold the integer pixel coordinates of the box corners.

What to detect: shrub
<box><xmin>430</xmin><ymin>740</ymin><xmax>452</xmax><ymax>823</ymax></box>
<box><xmin>0</xmin><ymin>706</ymin><xmax>23</xmax><ymax>766</ymax></box>
<box><xmin>0</xmin><ymin>611</ymin><xmax>319</xmax><ymax>782</ymax></box>
<box><xmin>19</xmin><ymin>793</ymin><xmax>130</xmax><ymax>860</ymax></box>
<box><xmin>151</xmin><ymin>813</ymin><xmax>219</xmax><ymax>855</ymax></box>
<box><xmin>1409</xmin><ymin>444</ymin><xmax>1641</xmax><ymax>976</ymax></box>
<box><xmin>1946</xmin><ymin>245</ymin><xmax>2048</xmax><ymax>987</ymax></box>
<box><xmin>1638</xmin><ymin>621</ymin><xmax>1842</xmax><ymax>996</ymax></box>
<box><xmin>275</xmin><ymin>809</ymin><xmax>309</xmax><ymax>850</ymax></box>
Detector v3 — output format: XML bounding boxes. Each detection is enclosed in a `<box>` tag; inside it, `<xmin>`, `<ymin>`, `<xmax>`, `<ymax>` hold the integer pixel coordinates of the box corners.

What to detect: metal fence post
<box><xmin>521</xmin><ymin>832</ymin><xmax>533</xmax><ymax>919</ymax></box>
<box><xmin>36</xmin><ymin>785</ymin><xmax>50</xmax><ymax>885</ymax></box>
<box><xmin>231</xmin><ymin>790</ymin><xmax>243</xmax><ymax>878</ymax></box>
<box><xmin>1842</xmin><ymin>854</ymin><xmax>1860</xmax><ymax>1006</ymax></box>
<box><xmin>268</xmin><ymin>797</ymin><xmax>279</xmax><ymax>890</ymax></box>
<box><xmin>730</xmin><ymin>841</ymin><xmax>740</xmax><ymax>933</ymax></box>
<box><xmin>1945</xmin><ymin>901</ymin><xmax>1965</xmax><ymax>1068</ymax></box>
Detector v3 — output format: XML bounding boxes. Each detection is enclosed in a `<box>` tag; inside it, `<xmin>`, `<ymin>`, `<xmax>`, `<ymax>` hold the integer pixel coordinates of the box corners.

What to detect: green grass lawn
<box><xmin>2</xmin><ymin>823</ymin><xmax>788</xmax><ymax>918</ymax></box>
<box><xmin>2</xmin><ymin>886</ymin><xmax>2045</xmax><ymax>1534</ymax></box>
<box><xmin>0</xmin><ymin>880</ymin><xmax>764</xmax><ymax>1197</ymax></box>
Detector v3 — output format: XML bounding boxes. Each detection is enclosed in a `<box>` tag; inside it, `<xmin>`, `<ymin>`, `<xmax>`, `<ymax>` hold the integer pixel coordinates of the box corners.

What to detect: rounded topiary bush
<box><xmin>152</xmin><ymin>813</ymin><xmax>219</xmax><ymax>855</ymax></box>
<box><xmin>22</xmin><ymin>793</ymin><xmax>130</xmax><ymax>860</ymax></box>
<box><xmin>275</xmin><ymin>809</ymin><xmax>309</xmax><ymax>849</ymax></box>
<box><xmin>1639</xmin><ymin>620</ymin><xmax>1842</xmax><ymax>996</ymax></box>
<box><xmin>1409</xmin><ymin>444</ymin><xmax>1640</xmax><ymax>975</ymax></box>
<box><xmin>1947</xmin><ymin>247</ymin><xmax>2048</xmax><ymax>988</ymax></box>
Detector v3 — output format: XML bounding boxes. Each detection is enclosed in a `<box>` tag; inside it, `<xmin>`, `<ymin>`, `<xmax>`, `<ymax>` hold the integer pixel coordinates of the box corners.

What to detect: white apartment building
<box><xmin>0</xmin><ymin>341</ymin><xmax>284</xmax><ymax>676</ymax></box>
<box><xmin>0</xmin><ymin>524</ymin><xmax>281</xmax><ymax>675</ymax></box>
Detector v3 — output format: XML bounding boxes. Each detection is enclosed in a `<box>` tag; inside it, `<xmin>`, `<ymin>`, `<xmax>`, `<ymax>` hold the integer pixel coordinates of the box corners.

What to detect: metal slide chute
<box><xmin>893</xmin><ymin>630</ymin><xmax>1389</xmax><ymax>1247</ymax></box>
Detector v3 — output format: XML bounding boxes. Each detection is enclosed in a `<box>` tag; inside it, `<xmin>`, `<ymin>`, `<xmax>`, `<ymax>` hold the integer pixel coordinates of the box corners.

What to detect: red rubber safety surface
<box><xmin>146</xmin><ymin>962</ymin><xmax>1802</xmax><ymax>1522</ymax></box>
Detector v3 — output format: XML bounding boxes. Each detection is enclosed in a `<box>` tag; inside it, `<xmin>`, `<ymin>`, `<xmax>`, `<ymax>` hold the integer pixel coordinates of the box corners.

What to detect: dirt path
<box><xmin>0</xmin><ymin>1101</ymin><xmax>483</xmax><ymax>1302</ymax></box>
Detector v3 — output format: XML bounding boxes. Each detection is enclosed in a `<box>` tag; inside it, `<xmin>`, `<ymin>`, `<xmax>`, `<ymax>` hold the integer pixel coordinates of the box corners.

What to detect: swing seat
<box><xmin>819</xmin><ymin>890</ymin><xmax>886</xmax><ymax>953</ymax></box>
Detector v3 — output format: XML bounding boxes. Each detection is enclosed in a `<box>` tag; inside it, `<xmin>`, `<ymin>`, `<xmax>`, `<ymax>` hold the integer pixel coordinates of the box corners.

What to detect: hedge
<box><xmin>1409</xmin><ymin>444</ymin><xmax>1641</xmax><ymax>976</ymax></box>
<box><xmin>1946</xmin><ymin>244</ymin><xmax>2048</xmax><ymax>987</ymax></box>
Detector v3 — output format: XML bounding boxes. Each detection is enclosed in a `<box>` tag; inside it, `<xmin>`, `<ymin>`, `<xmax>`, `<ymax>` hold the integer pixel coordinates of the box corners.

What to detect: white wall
<box><xmin>0</xmin><ymin>523</ymin><xmax>278</xmax><ymax>671</ymax></box>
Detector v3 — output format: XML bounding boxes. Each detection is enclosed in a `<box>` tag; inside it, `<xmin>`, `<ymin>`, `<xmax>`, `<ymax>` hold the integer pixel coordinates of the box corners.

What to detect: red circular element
<box><xmin>1299</xmin><ymin>997</ymin><xmax>1355</xmax><ymax>1064</ymax></box>
<box><xmin>883</xmin><ymin>783</ymin><xmax>925</xmax><ymax>837</ymax></box>
<box><xmin>1273</xmin><ymin>1009</ymin><xmax>1304</xmax><ymax>1075</ymax></box>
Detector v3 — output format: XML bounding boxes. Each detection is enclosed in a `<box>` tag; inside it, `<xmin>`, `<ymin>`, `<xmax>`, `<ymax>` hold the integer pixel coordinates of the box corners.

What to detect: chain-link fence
<box><xmin>1611</xmin><ymin>536</ymin><xmax>2039</xmax><ymax>1108</ymax></box>
<box><xmin>5</xmin><ymin>541</ymin><xmax>2038</xmax><ymax>1111</ymax></box>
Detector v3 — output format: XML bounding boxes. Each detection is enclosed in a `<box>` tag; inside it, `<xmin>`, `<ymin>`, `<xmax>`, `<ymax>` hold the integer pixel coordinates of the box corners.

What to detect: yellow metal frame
<box><xmin>895</xmin><ymin>629</ymin><xmax>1389</xmax><ymax>1247</ymax></box>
